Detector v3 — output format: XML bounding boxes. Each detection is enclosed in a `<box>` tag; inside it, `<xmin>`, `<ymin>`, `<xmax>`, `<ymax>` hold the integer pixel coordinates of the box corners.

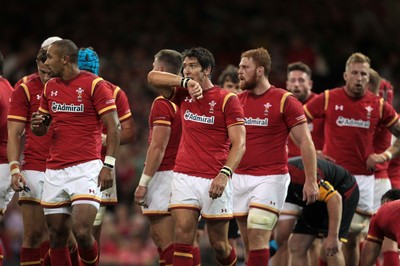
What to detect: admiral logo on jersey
<box><xmin>183</xmin><ymin>110</ymin><xmax>214</xmax><ymax>124</ymax></box>
<box><xmin>51</xmin><ymin>102</ymin><xmax>84</xmax><ymax>113</ymax></box>
<box><xmin>244</xmin><ymin>117</ymin><xmax>268</xmax><ymax>126</ymax></box>
<box><xmin>336</xmin><ymin>116</ymin><xmax>370</xmax><ymax>129</ymax></box>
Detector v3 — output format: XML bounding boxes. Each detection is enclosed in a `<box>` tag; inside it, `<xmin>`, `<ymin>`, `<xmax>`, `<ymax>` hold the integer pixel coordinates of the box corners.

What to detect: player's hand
<box><xmin>316</xmin><ymin>150</ymin><xmax>336</xmax><ymax>162</ymax></box>
<box><xmin>187</xmin><ymin>80</ymin><xmax>203</xmax><ymax>101</ymax></box>
<box><xmin>324</xmin><ymin>235</ymin><xmax>340</xmax><ymax>257</ymax></box>
<box><xmin>366</xmin><ymin>153</ymin><xmax>385</xmax><ymax>172</ymax></box>
<box><xmin>98</xmin><ymin>167</ymin><xmax>113</xmax><ymax>191</ymax></box>
<box><xmin>209</xmin><ymin>173</ymin><xmax>229</xmax><ymax>199</ymax></box>
<box><xmin>30</xmin><ymin>112</ymin><xmax>45</xmax><ymax>128</ymax></box>
<box><xmin>11</xmin><ymin>173</ymin><xmax>26</xmax><ymax>192</ymax></box>
<box><xmin>134</xmin><ymin>186</ymin><xmax>148</xmax><ymax>207</ymax></box>
<box><xmin>303</xmin><ymin>180</ymin><xmax>319</xmax><ymax>205</ymax></box>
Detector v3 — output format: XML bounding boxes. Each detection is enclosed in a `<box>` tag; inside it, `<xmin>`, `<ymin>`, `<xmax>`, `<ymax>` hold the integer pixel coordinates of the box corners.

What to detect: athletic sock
<box><xmin>78</xmin><ymin>241</ymin><xmax>98</xmax><ymax>266</ymax></box>
<box><xmin>69</xmin><ymin>243</ymin><xmax>81</xmax><ymax>266</ymax></box>
<box><xmin>158</xmin><ymin>247</ymin><xmax>165</xmax><ymax>266</ymax></box>
<box><xmin>217</xmin><ymin>247</ymin><xmax>237</xmax><ymax>266</ymax></box>
<box><xmin>40</xmin><ymin>240</ymin><xmax>50</xmax><ymax>264</ymax></box>
<box><xmin>50</xmin><ymin>247</ymin><xmax>72</xmax><ymax>265</ymax></box>
<box><xmin>192</xmin><ymin>246</ymin><xmax>201</xmax><ymax>266</ymax></box>
<box><xmin>173</xmin><ymin>243</ymin><xmax>193</xmax><ymax>266</ymax></box>
<box><xmin>247</xmin><ymin>248</ymin><xmax>269</xmax><ymax>266</ymax></box>
<box><xmin>318</xmin><ymin>257</ymin><xmax>328</xmax><ymax>266</ymax></box>
<box><xmin>20</xmin><ymin>247</ymin><xmax>41</xmax><ymax>266</ymax></box>
<box><xmin>162</xmin><ymin>243</ymin><xmax>174</xmax><ymax>266</ymax></box>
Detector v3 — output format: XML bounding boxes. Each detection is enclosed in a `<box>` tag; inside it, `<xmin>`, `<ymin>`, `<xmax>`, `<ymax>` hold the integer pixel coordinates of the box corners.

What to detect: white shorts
<box><xmin>142</xmin><ymin>170</ymin><xmax>173</xmax><ymax>216</ymax></box>
<box><xmin>100</xmin><ymin>167</ymin><xmax>117</xmax><ymax>205</ymax></box>
<box><xmin>354</xmin><ymin>174</ymin><xmax>374</xmax><ymax>214</ymax></box>
<box><xmin>18</xmin><ymin>170</ymin><xmax>45</xmax><ymax>204</ymax></box>
<box><xmin>232</xmin><ymin>173</ymin><xmax>290</xmax><ymax>217</ymax></box>
<box><xmin>42</xmin><ymin>160</ymin><xmax>102</xmax><ymax>215</ymax></box>
<box><xmin>169</xmin><ymin>172</ymin><xmax>233</xmax><ymax>219</ymax></box>
<box><xmin>373</xmin><ymin>178</ymin><xmax>392</xmax><ymax>212</ymax></box>
<box><xmin>279</xmin><ymin>202</ymin><xmax>302</xmax><ymax>221</ymax></box>
<box><xmin>0</xmin><ymin>164</ymin><xmax>14</xmax><ymax>214</ymax></box>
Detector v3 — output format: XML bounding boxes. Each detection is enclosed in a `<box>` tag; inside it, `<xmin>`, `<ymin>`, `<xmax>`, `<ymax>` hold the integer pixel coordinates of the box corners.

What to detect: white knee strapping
<box><xmin>247</xmin><ymin>208</ymin><xmax>278</xmax><ymax>231</ymax></box>
<box><xmin>93</xmin><ymin>206</ymin><xmax>106</xmax><ymax>226</ymax></box>
<box><xmin>350</xmin><ymin>212</ymin><xmax>369</xmax><ymax>233</ymax></box>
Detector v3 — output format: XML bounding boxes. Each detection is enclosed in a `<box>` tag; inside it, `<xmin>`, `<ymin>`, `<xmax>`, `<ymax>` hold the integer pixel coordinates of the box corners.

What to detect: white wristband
<box><xmin>139</xmin><ymin>173</ymin><xmax>152</xmax><ymax>187</ymax></box>
<box><xmin>10</xmin><ymin>168</ymin><xmax>21</xmax><ymax>176</ymax></box>
<box><xmin>104</xmin><ymin>156</ymin><xmax>116</xmax><ymax>167</ymax></box>
<box><xmin>383</xmin><ymin>150</ymin><xmax>393</xmax><ymax>161</ymax></box>
<box><xmin>9</xmin><ymin>161</ymin><xmax>20</xmax><ymax>167</ymax></box>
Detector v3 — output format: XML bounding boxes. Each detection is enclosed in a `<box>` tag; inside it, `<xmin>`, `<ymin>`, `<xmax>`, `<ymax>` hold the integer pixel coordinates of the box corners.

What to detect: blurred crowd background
<box><xmin>1</xmin><ymin>0</ymin><xmax>400</xmax><ymax>265</ymax></box>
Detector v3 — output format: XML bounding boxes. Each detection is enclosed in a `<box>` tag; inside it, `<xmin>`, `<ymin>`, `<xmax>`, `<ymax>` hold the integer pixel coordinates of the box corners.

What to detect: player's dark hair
<box><xmin>287</xmin><ymin>61</ymin><xmax>312</xmax><ymax>78</ymax></box>
<box><xmin>241</xmin><ymin>47</ymin><xmax>272</xmax><ymax>76</ymax></box>
<box><xmin>218</xmin><ymin>64</ymin><xmax>239</xmax><ymax>86</ymax></box>
<box><xmin>51</xmin><ymin>39</ymin><xmax>79</xmax><ymax>63</ymax></box>
<box><xmin>36</xmin><ymin>48</ymin><xmax>47</xmax><ymax>63</ymax></box>
<box><xmin>381</xmin><ymin>189</ymin><xmax>400</xmax><ymax>202</ymax></box>
<box><xmin>182</xmin><ymin>47</ymin><xmax>215</xmax><ymax>77</ymax></box>
<box><xmin>155</xmin><ymin>49</ymin><xmax>183</xmax><ymax>75</ymax></box>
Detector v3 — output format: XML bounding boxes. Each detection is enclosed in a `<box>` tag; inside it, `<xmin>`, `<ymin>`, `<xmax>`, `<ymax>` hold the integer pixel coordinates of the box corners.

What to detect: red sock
<box><xmin>40</xmin><ymin>240</ymin><xmax>50</xmax><ymax>264</ymax></box>
<box><xmin>0</xmin><ymin>244</ymin><xmax>3</xmax><ymax>265</ymax></box>
<box><xmin>247</xmin><ymin>248</ymin><xmax>269</xmax><ymax>266</ymax></box>
<box><xmin>162</xmin><ymin>244</ymin><xmax>174</xmax><ymax>265</ymax></box>
<box><xmin>173</xmin><ymin>243</ymin><xmax>193</xmax><ymax>266</ymax></box>
<box><xmin>158</xmin><ymin>247</ymin><xmax>165</xmax><ymax>266</ymax></box>
<box><xmin>318</xmin><ymin>257</ymin><xmax>328</xmax><ymax>266</ymax></box>
<box><xmin>69</xmin><ymin>244</ymin><xmax>81</xmax><ymax>266</ymax></box>
<box><xmin>78</xmin><ymin>241</ymin><xmax>98</xmax><ymax>266</ymax></box>
<box><xmin>20</xmin><ymin>247</ymin><xmax>41</xmax><ymax>266</ymax></box>
<box><xmin>42</xmin><ymin>250</ymin><xmax>51</xmax><ymax>266</ymax></box>
<box><xmin>192</xmin><ymin>246</ymin><xmax>201</xmax><ymax>266</ymax></box>
<box><xmin>383</xmin><ymin>251</ymin><xmax>399</xmax><ymax>266</ymax></box>
<box><xmin>50</xmin><ymin>247</ymin><xmax>72</xmax><ymax>265</ymax></box>
<box><xmin>217</xmin><ymin>247</ymin><xmax>236</xmax><ymax>266</ymax></box>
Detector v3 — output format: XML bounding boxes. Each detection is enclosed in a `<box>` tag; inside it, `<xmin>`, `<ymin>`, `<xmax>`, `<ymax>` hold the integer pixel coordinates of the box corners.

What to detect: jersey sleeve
<box><xmin>114</xmin><ymin>87</ymin><xmax>132</xmax><ymax>122</ymax></box>
<box><xmin>303</xmin><ymin>91</ymin><xmax>326</xmax><ymax>120</ymax></box>
<box><xmin>282</xmin><ymin>94</ymin><xmax>307</xmax><ymax>128</ymax></box>
<box><xmin>365</xmin><ymin>214</ymin><xmax>384</xmax><ymax>245</ymax></box>
<box><xmin>381</xmin><ymin>101</ymin><xmax>399</xmax><ymax>127</ymax></box>
<box><xmin>8</xmin><ymin>84</ymin><xmax>30</xmax><ymax>123</ymax></box>
<box><xmin>223</xmin><ymin>93</ymin><xmax>245</xmax><ymax>128</ymax></box>
<box><xmin>150</xmin><ymin>98</ymin><xmax>176</xmax><ymax>127</ymax></box>
<box><xmin>38</xmin><ymin>83</ymin><xmax>50</xmax><ymax>114</ymax></box>
<box><xmin>92</xmin><ymin>80</ymin><xmax>117</xmax><ymax>115</ymax></box>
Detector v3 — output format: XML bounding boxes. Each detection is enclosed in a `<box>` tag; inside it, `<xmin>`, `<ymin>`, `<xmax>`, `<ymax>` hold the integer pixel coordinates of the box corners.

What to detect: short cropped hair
<box><xmin>345</xmin><ymin>52</ymin><xmax>370</xmax><ymax>71</ymax></box>
<box><xmin>241</xmin><ymin>47</ymin><xmax>272</xmax><ymax>76</ymax></box>
<box><xmin>381</xmin><ymin>189</ymin><xmax>400</xmax><ymax>202</ymax></box>
<box><xmin>287</xmin><ymin>61</ymin><xmax>312</xmax><ymax>78</ymax></box>
<box><xmin>51</xmin><ymin>39</ymin><xmax>79</xmax><ymax>64</ymax></box>
<box><xmin>155</xmin><ymin>49</ymin><xmax>183</xmax><ymax>75</ymax></box>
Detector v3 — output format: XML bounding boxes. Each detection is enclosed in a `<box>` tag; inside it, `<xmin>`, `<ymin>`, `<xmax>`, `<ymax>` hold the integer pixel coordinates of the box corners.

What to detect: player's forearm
<box><xmin>225</xmin><ymin>127</ymin><xmax>246</xmax><ymax>171</ymax></box>
<box><xmin>147</xmin><ymin>71</ymin><xmax>178</xmax><ymax>98</ymax></box>
<box><xmin>300</xmin><ymin>139</ymin><xmax>317</xmax><ymax>184</ymax></box>
<box><xmin>105</xmin><ymin>125</ymin><xmax>120</xmax><ymax>158</ymax></box>
<box><xmin>326</xmin><ymin>193</ymin><xmax>342</xmax><ymax>238</ymax></box>
<box><xmin>7</xmin><ymin>134</ymin><xmax>23</xmax><ymax>163</ymax></box>
<box><xmin>142</xmin><ymin>145</ymin><xmax>166</xmax><ymax>177</ymax></box>
<box><xmin>120</xmin><ymin>122</ymin><xmax>135</xmax><ymax>145</ymax></box>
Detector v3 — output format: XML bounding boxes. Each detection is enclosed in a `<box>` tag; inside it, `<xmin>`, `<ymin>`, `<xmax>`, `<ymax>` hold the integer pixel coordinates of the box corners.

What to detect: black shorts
<box><xmin>293</xmin><ymin>184</ymin><xmax>359</xmax><ymax>240</ymax></box>
<box><xmin>197</xmin><ymin>218</ymin><xmax>240</xmax><ymax>239</ymax></box>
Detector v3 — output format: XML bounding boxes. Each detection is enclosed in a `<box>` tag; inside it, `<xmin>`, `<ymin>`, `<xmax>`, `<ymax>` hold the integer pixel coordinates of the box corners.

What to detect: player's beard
<box><xmin>239</xmin><ymin>73</ymin><xmax>258</xmax><ymax>91</ymax></box>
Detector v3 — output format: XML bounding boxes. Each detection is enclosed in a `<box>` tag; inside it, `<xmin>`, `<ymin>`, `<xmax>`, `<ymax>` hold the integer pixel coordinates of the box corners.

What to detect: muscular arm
<box><xmin>7</xmin><ymin>121</ymin><xmax>25</xmax><ymax>163</ymax></box>
<box><xmin>147</xmin><ymin>70</ymin><xmax>202</xmax><ymax>100</ymax></box>
<box><xmin>360</xmin><ymin>241</ymin><xmax>381</xmax><ymax>266</ymax></box>
<box><xmin>290</xmin><ymin>122</ymin><xmax>318</xmax><ymax>204</ymax></box>
<box><xmin>143</xmin><ymin>125</ymin><xmax>171</xmax><ymax>176</ymax></box>
<box><xmin>119</xmin><ymin>118</ymin><xmax>135</xmax><ymax>145</ymax></box>
<box><xmin>324</xmin><ymin>192</ymin><xmax>342</xmax><ymax>256</ymax></box>
<box><xmin>101</xmin><ymin>111</ymin><xmax>121</xmax><ymax>158</ymax></box>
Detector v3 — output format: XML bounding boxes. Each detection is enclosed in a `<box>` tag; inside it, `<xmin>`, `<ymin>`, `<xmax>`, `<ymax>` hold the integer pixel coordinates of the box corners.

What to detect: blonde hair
<box><xmin>345</xmin><ymin>52</ymin><xmax>370</xmax><ymax>71</ymax></box>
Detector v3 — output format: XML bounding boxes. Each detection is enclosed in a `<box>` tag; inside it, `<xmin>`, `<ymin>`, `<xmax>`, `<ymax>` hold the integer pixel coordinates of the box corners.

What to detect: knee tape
<box><xmin>349</xmin><ymin>212</ymin><xmax>369</xmax><ymax>233</ymax></box>
<box><xmin>93</xmin><ymin>206</ymin><xmax>106</xmax><ymax>226</ymax></box>
<box><xmin>247</xmin><ymin>208</ymin><xmax>278</xmax><ymax>231</ymax></box>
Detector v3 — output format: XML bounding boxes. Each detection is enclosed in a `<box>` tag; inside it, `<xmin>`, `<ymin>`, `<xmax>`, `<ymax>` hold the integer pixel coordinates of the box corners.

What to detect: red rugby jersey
<box><xmin>8</xmin><ymin>75</ymin><xmax>53</xmax><ymax>171</ymax></box>
<box><xmin>0</xmin><ymin>78</ymin><xmax>14</xmax><ymax>163</ymax></box>
<box><xmin>236</xmin><ymin>86</ymin><xmax>307</xmax><ymax>175</ymax></box>
<box><xmin>39</xmin><ymin>71</ymin><xmax>117</xmax><ymax>169</ymax></box>
<box><xmin>304</xmin><ymin>87</ymin><xmax>398</xmax><ymax>175</ymax></box>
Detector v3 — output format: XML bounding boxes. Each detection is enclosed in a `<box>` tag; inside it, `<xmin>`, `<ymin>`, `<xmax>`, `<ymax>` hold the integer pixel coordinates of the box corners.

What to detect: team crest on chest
<box><xmin>76</xmin><ymin>88</ymin><xmax>84</xmax><ymax>102</ymax></box>
<box><xmin>209</xmin><ymin>100</ymin><xmax>216</xmax><ymax>113</ymax></box>
<box><xmin>365</xmin><ymin>106</ymin><xmax>373</xmax><ymax>119</ymax></box>
<box><xmin>264</xmin><ymin>103</ymin><xmax>272</xmax><ymax>116</ymax></box>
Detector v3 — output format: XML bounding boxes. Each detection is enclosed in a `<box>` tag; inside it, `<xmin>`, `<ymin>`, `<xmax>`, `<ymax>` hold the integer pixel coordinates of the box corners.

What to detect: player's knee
<box><xmin>349</xmin><ymin>213</ymin><xmax>368</xmax><ymax>234</ymax></box>
<box><xmin>288</xmin><ymin>236</ymin><xmax>308</xmax><ymax>255</ymax></box>
<box><xmin>247</xmin><ymin>208</ymin><xmax>278</xmax><ymax>231</ymax></box>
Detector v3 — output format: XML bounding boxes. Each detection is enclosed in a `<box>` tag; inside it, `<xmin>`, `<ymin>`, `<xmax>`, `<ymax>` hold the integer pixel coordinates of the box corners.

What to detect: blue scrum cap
<box><xmin>77</xmin><ymin>48</ymin><xmax>99</xmax><ymax>75</ymax></box>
